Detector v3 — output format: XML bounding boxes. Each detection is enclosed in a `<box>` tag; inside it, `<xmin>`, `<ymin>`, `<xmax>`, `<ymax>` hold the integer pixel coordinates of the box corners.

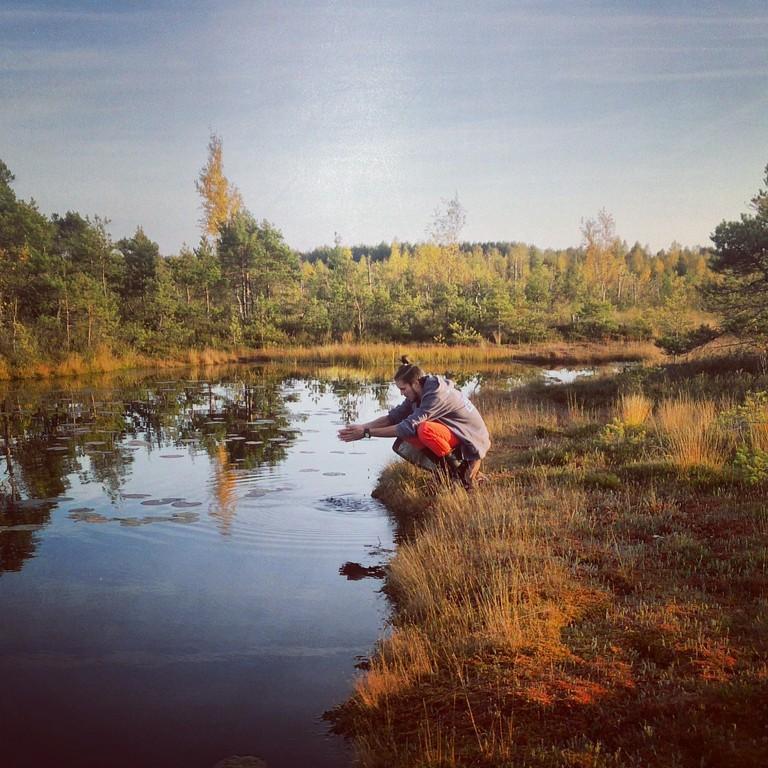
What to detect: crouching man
<box><xmin>338</xmin><ymin>356</ymin><xmax>490</xmax><ymax>490</ymax></box>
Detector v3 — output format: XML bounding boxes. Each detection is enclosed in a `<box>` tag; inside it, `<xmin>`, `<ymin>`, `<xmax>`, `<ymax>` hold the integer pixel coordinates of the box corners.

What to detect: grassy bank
<box><xmin>0</xmin><ymin>341</ymin><xmax>662</xmax><ymax>382</ymax></box>
<box><xmin>0</xmin><ymin>346</ymin><xmax>247</xmax><ymax>381</ymax></box>
<box><xmin>330</xmin><ymin>356</ymin><xmax>768</xmax><ymax>767</ymax></box>
<box><xmin>245</xmin><ymin>341</ymin><xmax>663</xmax><ymax>368</ymax></box>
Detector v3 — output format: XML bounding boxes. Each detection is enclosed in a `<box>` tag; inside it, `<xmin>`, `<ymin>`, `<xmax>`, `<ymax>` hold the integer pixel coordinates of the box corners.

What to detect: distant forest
<box><xmin>0</xmin><ymin>138</ymin><xmax>724</xmax><ymax>369</ymax></box>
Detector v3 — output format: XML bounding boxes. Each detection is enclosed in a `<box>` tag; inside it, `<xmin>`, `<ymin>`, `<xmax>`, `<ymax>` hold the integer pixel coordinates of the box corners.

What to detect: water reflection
<box><xmin>0</xmin><ymin>362</ymin><xmax>538</xmax><ymax>575</ymax></box>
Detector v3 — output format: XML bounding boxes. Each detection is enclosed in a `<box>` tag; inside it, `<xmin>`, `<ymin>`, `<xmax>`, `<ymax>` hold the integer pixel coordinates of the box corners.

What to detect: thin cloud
<box><xmin>0</xmin><ymin>8</ymin><xmax>134</xmax><ymax>22</ymax></box>
<box><xmin>555</xmin><ymin>68</ymin><xmax>768</xmax><ymax>84</ymax></box>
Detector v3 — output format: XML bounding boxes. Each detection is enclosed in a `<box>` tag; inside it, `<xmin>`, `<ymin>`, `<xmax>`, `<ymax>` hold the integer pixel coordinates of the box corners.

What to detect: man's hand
<box><xmin>338</xmin><ymin>424</ymin><xmax>365</xmax><ymax>442</ymax></box>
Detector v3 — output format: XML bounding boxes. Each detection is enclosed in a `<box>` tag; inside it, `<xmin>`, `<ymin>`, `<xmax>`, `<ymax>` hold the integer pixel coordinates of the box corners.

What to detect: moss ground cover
<box><xmin>330</xmin><ymin>354</ymin><xmax>768</xmax><ymax>768</ymax></box>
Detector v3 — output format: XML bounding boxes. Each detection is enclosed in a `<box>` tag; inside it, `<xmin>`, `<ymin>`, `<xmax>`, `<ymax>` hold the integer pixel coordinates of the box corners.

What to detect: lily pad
<box><xmin>121</xmin><ymin>493</ymin><xmax>152</xmax><ymax>499</ymax></box>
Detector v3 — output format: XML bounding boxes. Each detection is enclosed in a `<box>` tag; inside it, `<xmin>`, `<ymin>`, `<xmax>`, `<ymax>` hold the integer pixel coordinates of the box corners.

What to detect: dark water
<box><xmin>0</xmin><ymin>367</ymin><xmax>404</xmax><ymax>768</ymax></box>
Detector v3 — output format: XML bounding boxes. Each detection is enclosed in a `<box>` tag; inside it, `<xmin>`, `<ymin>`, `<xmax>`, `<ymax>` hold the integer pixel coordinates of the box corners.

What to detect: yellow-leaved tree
<box><xmin>196</xmin><ymin>132</ymin><xmax>242</xmax><ymax>239</ymax></box>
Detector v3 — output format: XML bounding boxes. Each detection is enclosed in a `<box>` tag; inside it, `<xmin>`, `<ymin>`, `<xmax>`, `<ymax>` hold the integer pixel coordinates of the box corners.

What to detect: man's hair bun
<box><xmin>394</xmin><ymin>355</ymin><xmax>425</xmax><ymax>385</ymax></box>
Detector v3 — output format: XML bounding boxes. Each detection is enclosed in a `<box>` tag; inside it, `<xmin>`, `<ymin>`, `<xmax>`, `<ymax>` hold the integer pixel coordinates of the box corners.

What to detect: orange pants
<box><xmin>404</xmin><ymin>421</ymin><xmax>461</xmax><ymax>458</ymax></box>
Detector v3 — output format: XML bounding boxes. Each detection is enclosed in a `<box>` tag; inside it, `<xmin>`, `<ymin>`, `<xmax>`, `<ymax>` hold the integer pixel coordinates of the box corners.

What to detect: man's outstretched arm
<box><xmin>338</xmin><ymin>415</ymin><xmax>398</xmax><ymax>442</ymax></box>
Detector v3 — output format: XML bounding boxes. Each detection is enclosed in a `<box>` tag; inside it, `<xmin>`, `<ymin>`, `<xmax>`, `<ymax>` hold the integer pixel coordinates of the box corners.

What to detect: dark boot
<box><xmin>430</xmin><ymin>450</ymin><xmax>462</xmax><ymax>481</ymax></box>
<box><xmin>459</xmin><ymin>459</ymin><xmax>482</xmax><ymax>491</ymax></box>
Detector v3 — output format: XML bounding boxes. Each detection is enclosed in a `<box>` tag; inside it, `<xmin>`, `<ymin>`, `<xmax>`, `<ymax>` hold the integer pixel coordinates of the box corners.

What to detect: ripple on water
<box><xmin>220</xmin><ymin>502</ymin><xmax>382</xmax><ymax>552</ymax></box>
<box><xmin>317</xmin><ymin>494</ymin><xmax>385</xmax><ymax>518</ymax></box>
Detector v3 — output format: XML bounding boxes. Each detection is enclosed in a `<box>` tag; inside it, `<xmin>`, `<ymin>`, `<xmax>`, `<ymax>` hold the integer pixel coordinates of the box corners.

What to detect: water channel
<box><xmin>0</xmin><ymin>362</ymin><xmax>611</xmax><ymax>767</ymax></box>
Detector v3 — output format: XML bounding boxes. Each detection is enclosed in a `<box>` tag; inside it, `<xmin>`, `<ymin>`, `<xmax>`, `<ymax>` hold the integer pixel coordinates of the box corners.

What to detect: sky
<box><xmin>1</xmin><ymin>0</ymin><xmax>767</xmax><ymax>254</ymax></box>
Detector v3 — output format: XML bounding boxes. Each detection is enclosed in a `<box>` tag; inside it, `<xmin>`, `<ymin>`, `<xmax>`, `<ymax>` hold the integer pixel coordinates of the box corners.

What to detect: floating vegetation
<box><xmin>299</xmin><ymin>468</ymin><xmax>320</xmax><ymax>473</ymax></box>
<box><xmin>171</xmin><ymin>500</ymin><xmax>202</xmax><ymax>508</ymax></box>
<box><xmin>0</xmin><ymin>523</ymin><xmax>44</xmax><ymax>533</ymax></box>
<box><xmin>67</xmin><ymin>509</ymin><xmax>109</xmax><ymax>523</ymax></box>
<box><xmin>322</xmin><ymin>472</ymin><xmax>346</xmax><ymax>476</ymax></box>
<box><xmin>159</xmin><ymin>454</ymin><xmax>184</xmax><ymax>458</ymax></box>
<box><xmin>122</xmin><ymin>493</ymin><xmax>151</xmax><ymax>499</ymax></box>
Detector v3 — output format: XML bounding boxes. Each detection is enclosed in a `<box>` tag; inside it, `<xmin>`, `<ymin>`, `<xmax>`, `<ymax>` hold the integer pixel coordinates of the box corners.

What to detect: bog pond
<box><xmin>0</xmin><ymin>362</ymin><xmax>614</xmax><ymax>767</ymax></box>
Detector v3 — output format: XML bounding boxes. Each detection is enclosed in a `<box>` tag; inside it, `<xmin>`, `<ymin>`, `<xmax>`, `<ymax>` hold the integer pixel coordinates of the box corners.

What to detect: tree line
<box><xmin>1</xmin><ymin>138</ymin><xmax>764</xmax><ymax>369</ymax></box>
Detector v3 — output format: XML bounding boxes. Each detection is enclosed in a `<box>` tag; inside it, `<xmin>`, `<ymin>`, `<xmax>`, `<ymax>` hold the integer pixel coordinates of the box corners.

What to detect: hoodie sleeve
<box><xmin>387</xmin><ymin>399</ymin><xmax>413</xmax><ymax>426</ymax></box>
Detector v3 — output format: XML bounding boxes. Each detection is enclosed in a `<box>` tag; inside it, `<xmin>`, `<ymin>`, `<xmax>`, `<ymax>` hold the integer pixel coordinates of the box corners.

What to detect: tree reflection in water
<box><xmin>0</xmin><ymin>364</ymin><xmax>407</xmax><ymax>574</ymax></box>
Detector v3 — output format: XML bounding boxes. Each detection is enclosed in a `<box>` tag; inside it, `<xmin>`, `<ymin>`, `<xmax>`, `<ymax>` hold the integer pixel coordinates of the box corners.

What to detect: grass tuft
<box><xmin>654</xmin><ymin>396</ymin><xmax>728</xmax><ymax>468</ymax></box>
<box><xmin>615</xmin><ymin>392</ymin><xmax>653</xmax><ymax>427</ymax></box>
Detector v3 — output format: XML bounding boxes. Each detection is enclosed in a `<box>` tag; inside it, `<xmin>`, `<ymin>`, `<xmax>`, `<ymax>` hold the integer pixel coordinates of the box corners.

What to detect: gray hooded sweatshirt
<box><xmin>387</xmin><ymin>375</ymin><xmax>491</xmax><ymax>460</ymax></box>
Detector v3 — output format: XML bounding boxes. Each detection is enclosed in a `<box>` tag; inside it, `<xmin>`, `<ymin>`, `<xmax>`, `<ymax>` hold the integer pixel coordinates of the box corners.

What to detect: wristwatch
<box><xmin>363</xmin><ymin>428</ymin><xmax>371</xmax><ymax>439</ymax></box>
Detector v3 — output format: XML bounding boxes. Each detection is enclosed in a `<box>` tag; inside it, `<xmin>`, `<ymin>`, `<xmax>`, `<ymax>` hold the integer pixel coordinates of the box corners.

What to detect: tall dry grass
<box><xmin>4</xmin><ymin>346</ymin><xmax>247</xmax><ymax>381</ymax></box>
<box><xmin>654</xmin><ymin>396</ymin><xmax>729</xmax><ymax>468</ymax></box>
<box><xmin>2</xmin><ymin>340</ymin><xmax>660</xmax><ymax>381</ymax></box>
<box><xmin>185</xmin><ymin>347</ymin><xmax>243</xmax><ymax>366</ymax></box>
<box><xmin>248</xmin><ymin>340</ymin><xmax>661</xmax><ymax>368</ymax></box>
<box><xmin>615</xmin><ymin>392</ymin><xmax>653</xmax><ymax>427</ymax></box>
<box><xmin>355</xmin><ymin>482</ymin><xmax>584</xmax><ymax>715</ymax></box>
<box><xmin>475</xmin><ymin>389</ymin><xmax>558</xmax><ymax>436</ymax></box>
